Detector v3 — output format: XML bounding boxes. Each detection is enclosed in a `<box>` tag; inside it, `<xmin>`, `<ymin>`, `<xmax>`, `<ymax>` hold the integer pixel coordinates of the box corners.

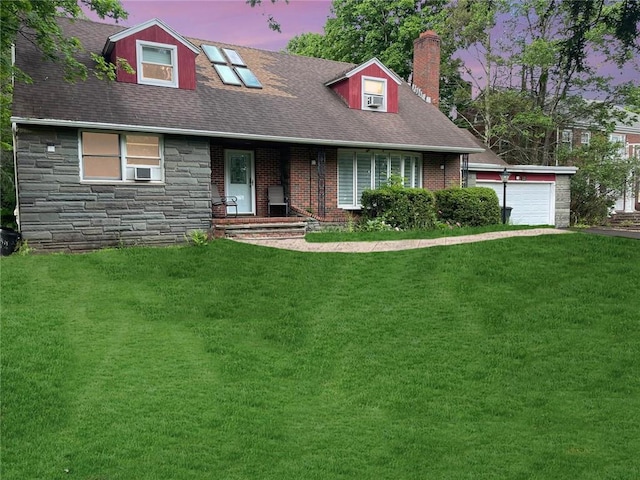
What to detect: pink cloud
<box><xmin>83</xmin><ymin>0</ymin><xmax>332</xmax><ymax>51</ymax></box>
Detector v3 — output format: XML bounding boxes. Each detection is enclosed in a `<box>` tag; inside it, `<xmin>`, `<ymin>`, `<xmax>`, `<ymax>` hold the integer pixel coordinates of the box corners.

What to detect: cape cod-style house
<box><xmin>12</xmin><ymin>17</ymin><xmax>488</xmax><ymax>251</ymax></box>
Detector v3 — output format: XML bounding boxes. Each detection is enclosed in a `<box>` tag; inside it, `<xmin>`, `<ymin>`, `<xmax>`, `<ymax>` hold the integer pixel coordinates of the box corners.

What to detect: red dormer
<box><xmin>326</xmin><ymin>58</ymin><xmax>402</xmax><ymax>114</ymax></box>
<box><xmin>102</xmin><ymin>18</ymin><xmax>200</xmax><ymax>90</ymax></box>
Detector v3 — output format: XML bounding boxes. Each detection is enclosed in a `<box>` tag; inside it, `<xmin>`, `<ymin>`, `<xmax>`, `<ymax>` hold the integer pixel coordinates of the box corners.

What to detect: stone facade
<box><xmin>554</xmin><ymin>174</ymin><xmax>572</xmax><ymax>228</ymax></box>
<box><xmin>15</xmin><ymin>126</ymin><xmax>211</xmax><ymax>252</ymax></box>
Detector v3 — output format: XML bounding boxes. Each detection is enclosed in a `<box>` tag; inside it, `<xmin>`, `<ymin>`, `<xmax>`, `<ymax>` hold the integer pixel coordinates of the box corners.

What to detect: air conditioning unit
<box><xmin>134</xmin><ymin>167</ymin><xmax>152</xmax><ymax>181</ymax></box>
<box><xmin>365</xmin><ymin>95</ymin><xmax>384</xmax><ymax>108</ymax></box>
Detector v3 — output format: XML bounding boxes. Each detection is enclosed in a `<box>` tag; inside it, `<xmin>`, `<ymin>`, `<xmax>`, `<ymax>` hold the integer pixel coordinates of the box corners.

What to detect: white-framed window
<box><xmin>337</xmin><ymin>149</ymin><xmax>422</xmax><ymax>208</ymax></box>
<box><xmin>362</xmin><ymin>76</ymin><xmax>387</xmax><ymax>112</ymax></box>
<box><xmin>136</xmin><ymin>40</ymin><xmax>178</xmax><ymax>88</ymax></box>
<box><xmin>80</xmin><ymin>131</ymin><xmax>163</xmax><ymax>183</ymax></box>
<box><xmin>580</xmin><ymin>131</ymin><xmax>591</xmax><ymax>145</ymax></box>
<box><xmin>561</xmin><ymin>129</ymin><xmax>573</xmax><ymax>150</ymax></box>
<box><xmin>609</xmin><ymin>133</ymin><xmax>627</xmax><ymax>158</ymax></box>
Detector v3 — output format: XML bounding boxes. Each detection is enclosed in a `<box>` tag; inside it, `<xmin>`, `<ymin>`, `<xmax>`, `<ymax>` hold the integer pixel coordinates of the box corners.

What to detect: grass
<box><xmin>2</xmin><ymin>232</ymin><xmax>639</xmax><ymax>479</ymax></box>
<box><xmin>305</xmin><ymin>223</ymin><xmax>545</xmax><ymax>242</ymax></box>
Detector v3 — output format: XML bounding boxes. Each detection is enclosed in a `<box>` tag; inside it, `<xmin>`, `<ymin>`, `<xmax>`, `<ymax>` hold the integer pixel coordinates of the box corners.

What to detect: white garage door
<box><xmin>476</xmin><ymin>181</ymin><xmax>555</xmax><ymax>225</ymax></box>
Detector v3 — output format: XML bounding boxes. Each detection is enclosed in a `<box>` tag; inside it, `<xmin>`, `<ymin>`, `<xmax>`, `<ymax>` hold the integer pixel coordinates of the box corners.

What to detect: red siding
<box><xmin>332</xmin><ymin>79</ymin><xmax>350</xmax><ymax>106</ymax></box>
<box><xmin>329</xmin><ymin>63</ymin><xmax>399</xmax><ymax>113</ymax></box>
<box><xmin>111</xmin><ymin>25</ymin><xmax>196</xmax><ymax>90</ymax></box>
<box><xmin>476</xmin><ymin>172</ymin><xmax>556</xmax><ymax>182</ymax></box>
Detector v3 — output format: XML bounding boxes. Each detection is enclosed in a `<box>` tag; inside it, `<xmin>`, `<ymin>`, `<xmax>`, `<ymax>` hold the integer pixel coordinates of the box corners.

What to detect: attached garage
<box><xmin>476</xmin><ymin>180</ymin><xmax>555</xmax><ymax>225</ymax></box>
<box><xmin>468</xmin><ymin>164</ymin><xmax>578</xmax><ymax>227</ymax></box>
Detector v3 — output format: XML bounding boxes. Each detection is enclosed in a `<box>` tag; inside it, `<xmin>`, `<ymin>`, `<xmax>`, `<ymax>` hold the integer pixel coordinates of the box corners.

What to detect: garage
<box><xmin>468</xmin><ymin>164</ymin><xmax>578</xmax><ymax>227</ymax></box>
<box><xmin>476</xmin><ymin>181</ymin><xmax>554</xmax><ymax>225</ymax></box>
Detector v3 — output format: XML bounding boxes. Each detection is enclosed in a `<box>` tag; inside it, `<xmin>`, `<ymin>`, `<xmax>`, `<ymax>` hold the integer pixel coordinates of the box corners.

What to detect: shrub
<box><xmin>434</xmin><ymin>187</ymin><xmax>501</xmax><ymax>226</ymax></box>
<box><xmin>360</xmin><ymin>183</ymin><xmax>437</xmax><ymax>230</ymax></box>
<box><xmin>186</xmin><ymin>229</ymin><xmax>210</xmax><ymax>246</ymax></box>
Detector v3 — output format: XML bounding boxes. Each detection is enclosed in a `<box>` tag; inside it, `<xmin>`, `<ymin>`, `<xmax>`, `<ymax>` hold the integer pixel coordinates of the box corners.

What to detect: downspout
<box><xmin>11</xmin><ymin>44</ymin><xmax>20</xmax><ymax>229</ymax></box>
<box><xmin>12</xmin><ymin>122</ymin><xmax>20</xmax><ymax>230</ymax></box>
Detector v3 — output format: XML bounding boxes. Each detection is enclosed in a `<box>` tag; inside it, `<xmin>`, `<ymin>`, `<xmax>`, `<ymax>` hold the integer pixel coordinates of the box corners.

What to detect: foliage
<box><xmin>285</xmin><ymin>0</ymin><xmax>466</xmax><ymax>114</ymax></box>
<box><xmin>434</xmin><ymin>187</ymin><xmax>501</xmax><ymax>226</ymax></box>
<box><xmin>306</xmin><ymin>223</ymin><xmax>539</xmax><ymax>242</ymax></box>
<box><xmin>186</xmin><ymin>229</ymin><xmax>210</xmax><ymax>246</ymax></box>
<box><xmin>360</xmin><ymin>217</ymin><xmax>394</xmax><ymax>232</ymax></box>
<box><xmin>247</xmin><ymin>0</ymin><xmax>289</xmax><ymax>32</ymax></box>
<box><xmin>2</xmin><ymin>236</ymin><xmax>640</xmax><ymax>478</ymax></box>
<box><xmin>444</xmin><ymin>0</ymin><xmax>640</xmax><ymax>165</ymax></box>
<box><xmin>16</xmin><ymin>238</ymin><xmax>32</xmax><ymax>256</ymax></box>
<box><xmin>360</xmin><ymin>181</ymin><xmax>438</xmax><ymax>230</ymax></box>
<box><xmin>559</xmin><ymin>134</ymin><xmax>639</xmax><ymax>225</ymax></box>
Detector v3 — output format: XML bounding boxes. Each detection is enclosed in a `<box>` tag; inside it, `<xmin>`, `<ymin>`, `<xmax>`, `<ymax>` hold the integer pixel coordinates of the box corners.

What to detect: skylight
<box><xmin>202</xmin><ymin>43</ymin><xmax>261</xmax><ymax>89</ymax></box>
<box><xmin>235</xmin><ymin>67</ymin><xmax>262</xmax><ymax>88</ymax></box>
<box><xmin>213</xmin><ymin>64</ymin><xmax>242</xmax><ymax>86</ymax></box>
<box><xmin>201</xmin><ymin>44</ymin><xmax>225</xmax><ymax>64</ymax></box>
<box><xmin>222</xmin><ymin>48</ymin><xmax>246</xmax><ymax>66</ymax></box>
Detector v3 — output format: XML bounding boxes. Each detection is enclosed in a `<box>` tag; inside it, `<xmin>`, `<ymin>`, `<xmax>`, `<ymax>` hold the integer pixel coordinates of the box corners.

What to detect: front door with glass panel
<box><xmin>225</xmin><ymin>150</ymin><xmax>255</xmax><ymax>214</ymax></box>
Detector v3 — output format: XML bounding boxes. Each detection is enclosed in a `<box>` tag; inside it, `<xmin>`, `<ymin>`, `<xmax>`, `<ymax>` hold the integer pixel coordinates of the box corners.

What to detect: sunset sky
<box><xmin>85</xmin><ymin>0</ymin><xmax>332</xmax><ymax>51</ymax></box>
<box><xmin>83</xmin><ymin>0</ymin><xmax>635</xmax><ymax>89</ymax></box>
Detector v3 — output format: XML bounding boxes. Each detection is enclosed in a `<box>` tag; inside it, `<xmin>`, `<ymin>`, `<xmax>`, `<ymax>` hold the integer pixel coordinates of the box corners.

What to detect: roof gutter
<box><xmin>11</xmin><ymin>116</ymin><xmax>485</xmax><ymax>154</ymax></box>
<box><xmin>468</xmin><ymin>162</ymin><xmax>578</xmax><ymax>174</ymax></box>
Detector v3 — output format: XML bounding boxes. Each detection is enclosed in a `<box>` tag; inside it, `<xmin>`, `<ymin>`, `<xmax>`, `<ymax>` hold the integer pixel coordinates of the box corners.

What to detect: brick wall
<box><xmin>289</xmin><ymin>146</ymin><xmax>346</xmax><ymax>221</ymax></box>
<box><xmin>423</xmin><ymin>153</ymin><xmax>461</xmax><ymax>190</ymax></box>
<box><xmin>210</xmin><ymin>144</ymin><xmax>283</xmax><ymax>217</ymax></box>
<box><xmin>15</xmin><ymin>125</ymin><xmax>211</xmax><ymax>252</ymax></box>
<box><xmin>412</xmin><ymin>31</ymin><xmax>440</xmax><ymax>106</ymax></box>
<box><xmin>211</xmin><ymin>142</ymin><xmax>461</xmax><ymax>223</ymax></box>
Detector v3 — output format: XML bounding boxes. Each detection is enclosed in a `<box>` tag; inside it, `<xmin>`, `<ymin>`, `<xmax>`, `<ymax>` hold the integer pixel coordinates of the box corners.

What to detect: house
<box><xmin>459</xmin><ymin>130</ymin><xmax>577</xmax><ymax>227</ymax></box>
<box><xmin>558</xmin><ymin>107</ymin><xmax>640</xmax><ymax>213</ymax></box>
<box><xmin>11</xmin><ymin>18</ymin><xmax>485</xmax><ymax>251</ymax></box>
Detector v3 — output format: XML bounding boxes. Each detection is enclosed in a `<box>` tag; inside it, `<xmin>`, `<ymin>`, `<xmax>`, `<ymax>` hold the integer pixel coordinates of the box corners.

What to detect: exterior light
<box><xmin>500</xmin><ymin>168</ymin><xmax>509</xmax><ymax>224</ymax></box>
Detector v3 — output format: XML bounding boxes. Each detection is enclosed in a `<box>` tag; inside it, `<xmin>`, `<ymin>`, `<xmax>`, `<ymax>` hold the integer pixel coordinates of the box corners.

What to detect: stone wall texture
<box><xmin>16</xmin><ymin>126</ymin><xmax>211</xmax><ymax>252</ymax></box>
<box><xmin>554</xmin><ymin>174</ymin><xmax>572</xmax><ymax>228</ymax></box>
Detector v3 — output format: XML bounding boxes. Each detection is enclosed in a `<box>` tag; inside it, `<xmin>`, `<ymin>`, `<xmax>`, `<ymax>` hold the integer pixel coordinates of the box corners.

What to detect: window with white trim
<box><xmin>561</xmin><ymin>129</ymin><xmax>573</xmax><ymax>150</ymax></box>
<box><xmin>338</xmin><ymin>150</ymin><xmax>422</xmax><ymax>208</ymax></box>
<box><xmin>362</xmin><ymin>77</ymin><xmax>386</xmax><ymax>111</ymax></box>
<box><xmin>81</xmin><ymin>131</ymin><xmax>163</xmax><ymax>182</ymax></box>
<box><xmin>136</xmin><ymin>40</ymin><xmax>178</xmax><ymax>87</ymax></box>
<box><xmin>580</xmin><ymin>131</ymin><xmax>591</xmax><ymax>145</ymax></box>
<box><xmin>609</xmin><ymin>133</ymin><xmax>627</xmax><ymax>158</ymax></box>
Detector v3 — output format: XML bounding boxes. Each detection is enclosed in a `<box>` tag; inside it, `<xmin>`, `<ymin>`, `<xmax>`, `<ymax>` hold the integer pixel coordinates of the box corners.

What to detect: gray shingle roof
<box><xmin>12</xmin><ymin>17</ymin><xmax>482</xmax><ymax>153</ymax></box>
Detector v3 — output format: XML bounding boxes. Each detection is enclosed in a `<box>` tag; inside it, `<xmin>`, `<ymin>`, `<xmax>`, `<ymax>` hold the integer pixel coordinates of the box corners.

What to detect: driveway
<box><xmin>583</xmin><ymin>228</ymin><xmax>640</xmax><ymax>240</ymax></box>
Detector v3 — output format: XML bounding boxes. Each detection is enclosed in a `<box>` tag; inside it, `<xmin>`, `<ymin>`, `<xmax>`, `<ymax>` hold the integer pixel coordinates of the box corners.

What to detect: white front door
<box><xmin>225</xmin><ymin>150</ymin><xmax>255</xmax><ymax>214</ymax></box>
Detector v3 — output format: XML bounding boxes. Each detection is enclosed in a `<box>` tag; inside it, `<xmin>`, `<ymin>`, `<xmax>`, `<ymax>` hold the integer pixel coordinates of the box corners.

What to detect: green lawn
<box><xmin>2</xmin><ymin>233</ymin><xmax>639</xmax><ymax>479</ymax></box>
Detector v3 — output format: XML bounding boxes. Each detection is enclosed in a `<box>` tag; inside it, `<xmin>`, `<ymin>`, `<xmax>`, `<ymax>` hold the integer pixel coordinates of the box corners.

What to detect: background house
<box><xmin>558</xmin><ymin>107</ymin><xmax>640</xmax><ymax>214</ymax></box>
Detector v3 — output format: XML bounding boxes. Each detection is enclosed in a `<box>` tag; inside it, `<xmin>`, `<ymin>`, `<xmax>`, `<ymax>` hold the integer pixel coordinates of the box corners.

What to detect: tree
<box><xmin>446</xmin><ymin>0</ymin><xmax>640</xmax><ymax>165</ymax></box>
<box><xmin>561</xmin><ymin>134</ymin><xmax>639</xmax><ymax>225</ymax></box>
<box><xmin>0</xmin><ymin>0</ymin><xmax>127</xmax><ymax>226</ymax></box>
<box><xmin>246</xmin><ymin>0</ymin><xmax>289</xmax><ymax>32</ymax></box>
<box><xmin>284</xmin><ymin>0</ymin><xmax>466</xmax><ymax>113</ymax></box>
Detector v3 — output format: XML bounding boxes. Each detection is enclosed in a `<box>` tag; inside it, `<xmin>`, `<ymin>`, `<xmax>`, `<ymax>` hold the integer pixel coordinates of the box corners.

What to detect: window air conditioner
<box><xmin>134</xmin><ymin>167</ymin><xmax>152</xmax><ymax>181</ymax></box>
<box><xmin>366</xmin><ymin>95</ymin><xmax>384</xmax><ymax>108</ymax></box>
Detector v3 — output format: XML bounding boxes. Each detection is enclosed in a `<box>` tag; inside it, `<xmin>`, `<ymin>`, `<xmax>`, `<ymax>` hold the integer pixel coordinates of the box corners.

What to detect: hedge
<box><xmin>360</xmin><ymin>185</ymin><xmax>437</xmax><ymax>230</ymax></box>
<box><xmin>434</xmin><ymin>187</ymin><xmax>501</xmax><ymax>226</ymax></box>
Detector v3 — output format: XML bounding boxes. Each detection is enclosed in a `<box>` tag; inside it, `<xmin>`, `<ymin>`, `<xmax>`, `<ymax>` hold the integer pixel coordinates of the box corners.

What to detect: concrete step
<box><xmin>213</xmin><ymin>221</ymin><xmax>307</xmax><ymax>239</ymax></box>
<box><xmin>608</xmin><ymin>212</ymin><xmax>640</xmax><ymax>230</ymax></box>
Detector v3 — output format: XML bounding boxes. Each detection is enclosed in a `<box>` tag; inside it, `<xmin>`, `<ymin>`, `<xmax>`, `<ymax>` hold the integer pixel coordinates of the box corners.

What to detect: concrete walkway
<box><xmin>234</xmin><ymin>228</ymin><xmax>573</xmax><ymax>253</ymax></box>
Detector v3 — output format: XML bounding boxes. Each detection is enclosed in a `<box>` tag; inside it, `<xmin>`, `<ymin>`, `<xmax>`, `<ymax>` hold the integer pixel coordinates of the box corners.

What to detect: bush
<box><xmin>360</xmin><ymin>183</ymin><xmax>437</xmax><ymax>230</ymax></box>
<box><xmin>434</xmin><ymin>187</ymin><xmax>501</xmax><ymax>226</ymax></box>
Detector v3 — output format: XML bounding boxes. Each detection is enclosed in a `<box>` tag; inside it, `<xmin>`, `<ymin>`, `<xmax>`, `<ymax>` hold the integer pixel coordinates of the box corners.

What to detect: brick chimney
<box><xmin>412</xmin><ymin>30</ymin><xmax>441</xmax><ymax>106</ymax></box>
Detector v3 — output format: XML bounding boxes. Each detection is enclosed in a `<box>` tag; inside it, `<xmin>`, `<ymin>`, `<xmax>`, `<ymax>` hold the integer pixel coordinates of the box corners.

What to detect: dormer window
<box><xmin>136</xmin><ymin>40</ymin><xmax>178</xmax><ymax>88</ymax></box>
<box><xmin>362</xmin><ymin>77</ymin><xmax>386</xmax><ymax>111</ymax></box>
